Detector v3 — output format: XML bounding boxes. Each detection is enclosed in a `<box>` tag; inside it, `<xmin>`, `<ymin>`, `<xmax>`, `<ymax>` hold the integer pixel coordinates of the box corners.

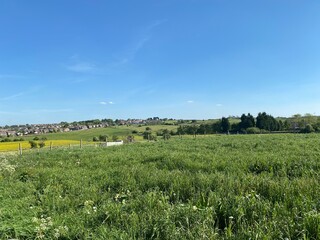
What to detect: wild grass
<box><xmin>0</xmin><ymin>134</ymin><xmax>319</xmax><ymax>239</ymax></box>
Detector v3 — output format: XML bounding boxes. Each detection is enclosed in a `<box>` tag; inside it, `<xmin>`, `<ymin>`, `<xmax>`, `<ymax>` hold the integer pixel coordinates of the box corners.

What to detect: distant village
<box><xmin>0</xmin><ymin>117</ymin><xmax>169</xmax><ymax>137</ymax></box>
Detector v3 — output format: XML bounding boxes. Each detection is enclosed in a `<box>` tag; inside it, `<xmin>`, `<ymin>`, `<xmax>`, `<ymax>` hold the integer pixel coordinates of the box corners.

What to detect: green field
<box><xmin>0</xmin><ymin>134</ymin><xmax>319</xmax><ymax>239</ymax></box>
<box><xmin>20</xmin><ymin>125</ymin><xmax>178</xmax><ymax>141</ymax></box>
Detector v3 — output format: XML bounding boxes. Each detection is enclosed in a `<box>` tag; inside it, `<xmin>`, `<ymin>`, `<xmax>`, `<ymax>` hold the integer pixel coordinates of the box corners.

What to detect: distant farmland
<box><xmin>21</xmin><ymin>125</ymin><xmax>178</xmax><ymax>141</ymax></box>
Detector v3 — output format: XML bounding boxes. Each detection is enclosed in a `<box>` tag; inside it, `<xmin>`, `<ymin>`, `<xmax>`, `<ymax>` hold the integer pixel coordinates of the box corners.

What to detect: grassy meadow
<box><xmin>0</xmin><ymin>134</ymin><xmax>319</xmax><ymax>239</ymax></box>
<box><xmin>22</xmin><ymin>125</ymin><xmax>178</xmax><ymax>141</ymax></box>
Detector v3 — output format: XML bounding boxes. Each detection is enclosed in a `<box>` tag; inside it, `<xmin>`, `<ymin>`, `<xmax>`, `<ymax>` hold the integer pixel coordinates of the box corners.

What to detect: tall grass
<box><xmin>0</xmin><ymin>134</ymin><xmax>319</xmax><ymax>239</ymax></box>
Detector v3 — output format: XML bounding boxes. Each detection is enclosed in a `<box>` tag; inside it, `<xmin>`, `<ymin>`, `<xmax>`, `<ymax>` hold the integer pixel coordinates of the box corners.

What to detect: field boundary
<box><xmin>0</xmin><ymin>140</ymin><xmax>124</xmax><ymax>155</ymax></box>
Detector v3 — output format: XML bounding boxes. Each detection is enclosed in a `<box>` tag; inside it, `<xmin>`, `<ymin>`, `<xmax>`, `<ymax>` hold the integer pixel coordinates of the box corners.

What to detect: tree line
<box><xmin>176</xmin><ymin>112</ymin><xmax>319</xmax><ymax>136</ymax></box>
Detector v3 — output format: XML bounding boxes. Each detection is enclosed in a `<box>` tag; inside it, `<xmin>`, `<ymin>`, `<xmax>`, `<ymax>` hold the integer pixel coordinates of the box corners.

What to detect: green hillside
<box><xmin>22</xmin><ymin>125</ymin><xmax>179</xmax><ymax>141</ymax></box>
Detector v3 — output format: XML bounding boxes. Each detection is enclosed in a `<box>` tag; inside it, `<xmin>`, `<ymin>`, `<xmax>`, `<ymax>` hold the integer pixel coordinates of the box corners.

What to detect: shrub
<box><xmin>246</xmin><ymin>127</ymin><xmax>261</xmax><ymax>134</ymax></box>
<box><xmin>29</xmin><ymin>140</ymin><xmax>38</xmax><ymax>149</ymax></box>
<box><xmin>1</xmin><ymin>138</ymin><xmax>11</xmax><ymax>142</ymax></box>
<box><xmin>163</xmin><ymin>133</ymin><xmax>171</xmax><ymax>140</ymax></box>
<box><xmin>99</xmin><ymin>135</ymin><xmax>108</xmax><ymax>142</ymax></box>
<box><xmin>33</xmin><ymin>136</ymin><xmax>40</xmax><ymax>141</ymax></box>
<box><xmin>93</xmin><ymin>136</ymin><xmax>99</xmax><ymax>142</ymax></box>
<box><xmin>38</xmin><ymin>141</ymin><xmax>46</xmax><ymax>148</ymax></box>
<box><xmin>301</xmin><ymin>124</ymin><xmax>315</xmax><ymax>133</ymax></box>
<box><xmin>13</xmin><ymin>138</ymin><xmax>24</xmax><ymax>142</ymax></box>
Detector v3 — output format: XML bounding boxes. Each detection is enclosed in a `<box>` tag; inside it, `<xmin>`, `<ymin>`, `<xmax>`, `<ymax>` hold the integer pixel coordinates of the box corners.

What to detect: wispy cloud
<box><xmin>216</xmin><ymin>103</ymin><xmax>223</xmax><ymax>107</ymax></box>
<box><xmin>65</xmin><ymin>19</ymin><xmax>168</xmax><ymax>74</ymax></box>
<box><xmin>114</xmin><ymin>19</ymin><xmax>167</xmax><ymax>66</ymax></box>
<box><xmin>1</xmin><ymin>92</ymin><xmax>26</xmax><ymax>101</ymax></box>
<box><xmin>0</xmin><ymin>86</ymin><xmax>41</xmax><ymax>101</ymax></box>
<box><xmin>67</xmin><ymin>62</ymin><xmax>96</xmax><ymax>73</ymax></box>
<box><xmin>187</xmin><ymin>100</ymin><xmax>194</xmax><ymax>103</ymax></box>
<box><xmin>146</xmin><ymin>19</ymin><xmax>168</xmax><ymax>31</ymax></box>
<box><xmin>22</xmin><ymin>109</ymin><xmax>74</xmax><ymax>114</ymax></box>
<box><xmin>113</xmin><ymin>36</ymin><xmax>150</xmax><ymax>68</ymax></box>
<box><xmin>0</xmin><ymin>74</ymin><xmax>24</xmax><ymax>80</ymax></box>
<box><xmin>65</xmin><ymin>54</ymin><xmax>98</xmax><ymax>73</ymax></box>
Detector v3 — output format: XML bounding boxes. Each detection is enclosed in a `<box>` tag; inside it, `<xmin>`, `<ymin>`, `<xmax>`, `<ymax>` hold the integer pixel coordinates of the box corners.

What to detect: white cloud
<box><xmin>100</xmin><ymin>101</ymin><xmax>114</xmax><ymax>105</ymax></box>
<box><xmin>67</xmin><ymin>62</ymin><xmax>96</xmax><ymax>73</ymax></box>
<box><xmin>187</xmin><ymin>100</ymin><xmax>194</xmax><ymax>103</ymax></box>
<box><xmin>216</xmin><ymin>104</ymin><xmax>223</xmax><ymax>107</ymax></box>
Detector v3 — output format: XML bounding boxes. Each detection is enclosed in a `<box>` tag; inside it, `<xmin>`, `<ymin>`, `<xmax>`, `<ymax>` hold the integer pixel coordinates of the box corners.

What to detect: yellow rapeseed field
<box><xmin>0</xmin><ymin>140</ymin><xmax>90</xmax><ymax>152</ymax></box>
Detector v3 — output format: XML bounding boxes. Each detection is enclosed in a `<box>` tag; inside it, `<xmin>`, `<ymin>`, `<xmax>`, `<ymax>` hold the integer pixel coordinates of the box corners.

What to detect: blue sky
<box><xmin>1</xmin><ymin>0</ymin><xmax>320</xmax><ymax>125</ymax></box>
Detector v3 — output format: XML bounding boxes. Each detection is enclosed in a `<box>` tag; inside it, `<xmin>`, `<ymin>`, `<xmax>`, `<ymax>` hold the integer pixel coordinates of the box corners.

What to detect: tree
<box><xmin>256</xmin><ymin>112</ymin><xmax>279</xmax><ymax>131</ymax></box>
<box><xmin>239</xmin><ymin>113</ymin><xmax>255</xmax><ymax>130</ymax></box>
<box><xmin>143</xmin><ymin>131</ymin><xmax>157</xmax><ymax>141</ymax></box>
<box><xmin>221</xmin><ymin>117</ymin><xmax>230</xmax><ymax>133</ymax></box>
<box><xmin>162</xmin><ymin>129</ymin><xmax>171</xmax><ymax>140</ymax></box>
<box><xmin>99</xmin><ymin>135</ymin><xmax>108</xmax><ymax>142</ymax></box>
<box><xmin>302</xmin><ymin>124</ymin><xmax>315</xmax><ymax>133</ymax></box>
<box><xmin>212</xmin><ymin>120</ymin><xmax>222</xmax><ymax>133</ymax></box>
<box><xmin>143</xmin><ymin>131</ymin><xmax>152</xmax><ymax>140</ymax></box>
<box><xmin>177</xmin><ymin>125</ymin><xmax>185</xmax><ymax>136</ymax></box>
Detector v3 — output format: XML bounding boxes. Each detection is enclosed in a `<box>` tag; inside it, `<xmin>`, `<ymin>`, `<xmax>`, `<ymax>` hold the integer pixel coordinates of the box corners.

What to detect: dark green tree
<box><xmin>221</xmin><ymin>117</ymin><xmax>230</xmax><ymax>133</ymax></box>
<box><xmin>239</xmin><ymin>113</ymin><xmax>255</xmax><ymax>130</ymax></box>
<box><xmin>256</xmin><ymin>112</ymin><xmax>279</xmax><ymax>131</ymax></box>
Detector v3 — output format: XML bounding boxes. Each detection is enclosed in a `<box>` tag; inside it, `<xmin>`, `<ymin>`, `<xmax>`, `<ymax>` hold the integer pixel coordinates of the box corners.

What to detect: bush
<box><xmin>13</xmin><ymin>138</ymin><xmax>25</xmax><ymax>142</ymax></box>
<box><xmin>1</xmin><ymin>138</ymin><xmax>11</xmax><ymax>142</ymax></box>
<box><xmin>33</xmin><ymin>136</ymin><xmax>39</xmax><ymax>141</ymax></box>
<box><xmin>112</xmin><ymin>135</ymin><xmax>119</xmax><ymax>141</ymax></box>
<box><xmin>93</xmin><ymin>136</ymin><xmax>99</xmax><ymax>142</ymax></box>
<box><xmin>29</xmin><ymin>140</ymin><xmax>38</xmax><ymax>149</ymax></box>
<box><xmin>246</xmin><ymin>127</ymin><xmax>261</xmax><ymax>134</ymax></box>
<box><xmin>260</xmin><ymin>129</ymin><xmax>269</xmax><ymax>134</ymax></box>
<box><xmin>162</xmin><ymin>133</ymin><xmax>171</xmax><ymax>140</ymax></box>
<box><xmin>301</xmin><ymin>124</ymin><xmax>315</xmax><ymax>133</ymax></box>
<box><xmin>38</xmin><ymin>141</ymin><xmax>46</xmax><ymax>148</ymax></box>
<box><xmin>99</xmin><ymin>135</ymin><xmax>108</xmax><ymax>142</ymax></box>
<box><xmin>143</xmin><ymin>131</ymin><xmax>157</xmax><ymax>141</ymax></box>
